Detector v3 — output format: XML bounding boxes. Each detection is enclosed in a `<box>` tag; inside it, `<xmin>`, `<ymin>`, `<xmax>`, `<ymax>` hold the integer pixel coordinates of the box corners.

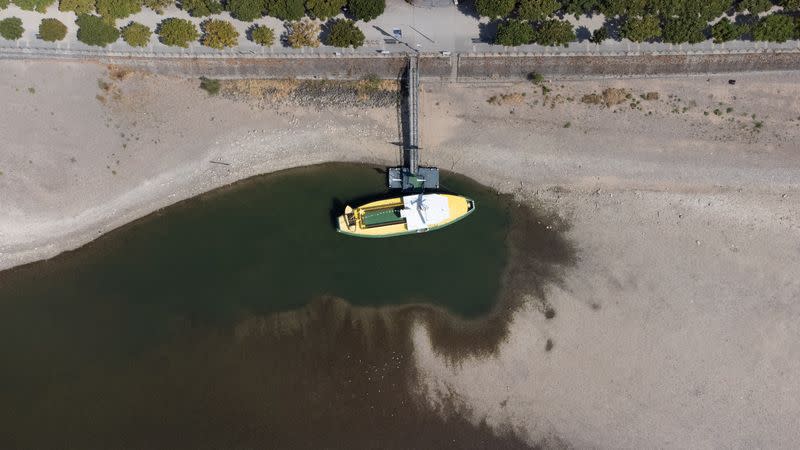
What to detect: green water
<box><xmin>0</xmin><ymin>164</ymin><xmax>514</xmax><ymax>446</ymax></box>
<box><xmin>0</xmin><ymin>164</ymin><xmax>508</xmax><ymax>354</ymax></box>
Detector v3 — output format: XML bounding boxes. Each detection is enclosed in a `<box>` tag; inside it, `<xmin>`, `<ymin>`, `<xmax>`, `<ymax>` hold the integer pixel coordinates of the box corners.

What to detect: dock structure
<box><xmin>388</xmin><ymin>57</ymin><xmax>440</xmax><ymax>191</ymax></box>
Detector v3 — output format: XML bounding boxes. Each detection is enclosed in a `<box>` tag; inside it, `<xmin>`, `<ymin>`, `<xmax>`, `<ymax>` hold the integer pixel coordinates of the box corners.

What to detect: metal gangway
<box><xmin>388</xmin><ymin>56</ymin><xmax>439</xmax><ymax>191</ymax></box>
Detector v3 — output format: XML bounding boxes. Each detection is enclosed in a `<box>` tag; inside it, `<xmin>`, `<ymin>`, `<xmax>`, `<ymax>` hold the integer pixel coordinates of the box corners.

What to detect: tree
<box><xmin>348</xmin><ymin>0</ymin><xmax>384</xmax><ymax>21</ymax></box>
<box><xmin>516</xmin><ymin>0</ymin><xmax>560</xmax><ymax>21</ymax></box>
<box><xmin>306</xmin><ymin>0</ymin><xmax>344</xmax><ymax>19</ymax></box>
<box><xmin>711</xmin><ymin>17</ymin><xmax>742</xmax><ymax>42</ymax></box>
<box><xmin>495</xmin><ymin>19</ymin><xmax>534</xmax><ymax>46</ymax></box>
<box><xmin>590</xmin><ymin>25</ymin><xmax>608</xmax><ymax>43</ymax></box>
<box><xmin>736</xmin><ymin>0</ymin><xmax>772</xmax><ymax>13</ymax></box>
<box><xmin>561</xmin><ymin>0</ymin><xmax>600</xmax><ymax>16</ymax></box>
<box><xmin>227</xmin><ymin>0</ymin><xmax>264</xmax><ymax>21</ymax></box>
<box><xmin>201</xmin><ymin>19</ymin><xmax>239</xmax><ymax>48</ymax></box>
<box><xmin>142</xmin><ymin>0</ymin><xmax>172</xmax><ymax>13</ymax></box>
<box><xmin>249</xmin><ymin>24</ymin><xmax>274</xmax><ymax>45</ymax></box>
<box><xmin>662</xmin><ymin>15</ymin><xmax>707</xmax><ymax>43</ymax></box>
<box><xmin>599</xmin><ymin>0</ymin><xmax>648</xmax><ymax>17</ymax></box>
<box><xmin>157</xmin><ymin>17</ymin><xmax>198</xmax><ymax>47</ymax></box>
<box><xmin>12</xmin><ymin>0</ymin><xmax>55</xmax><ymax>12</ymax></box>
<box><xmin>76</xmin><ymin>14</ymin><xmax>119</xmax><ymax>46</ymax></box>
<box><xmin>781</xmin><ymin>0</ymin><xmax>800</xmax><ymax>10</ymax></box>
<box><xmin>475</xmin><ymin>0</ymin><xmax>515</xmax><ymax>18</ymax></box>
<box><xmin>621</xmin><ymin>14</ymin><xmax>661</xmax><ymax>41</ymax></box>
<box><xmin>0</xmin><ymin>17</ymin><xmax>23</xmax><ymax>40</ymax></box>
<box><xmin>0</xmin><ymin>0</ymin><xmax>7</xmax><ymax>9</ymax></box>
<box><xmin>121</xmin><ymin>21</ymin><xmax>151</xmax><ymax>46</ymax></box>
<box><xmin>267</xmin><ymin>0</ymin><xmax>305</xmax><ymax>20</ymax></box>
<box><xmin>286</xmin><ymin>18</ymin><xmax>320</xmax><ymax>47</ymax></box>
<box><xmin>532</xmin><ymin>19</ymin><xmax>576</xmax><ymax>46</ymax></box>
<box><xmin>96</xmin><ymin>0</ymin><xmax>143</xmax><ymax>19</ymax></box>
<box><xmin>39</xmin><ymin>18</ymin><xmax>67</xmax><ymax>41</ymax></box>
<box><xmin>752</xmin><ymin>13</ymin><xmax>794</xmax><ymax>42</ymax></box>
<box><xmin>59</xmin><ymin>0</ymin><xmax>94</xmax><ymax>14</ymax></box>
<box><xmin>325</xmin><ymin>18</ymin><xmax>364</xmax><ymax>47</ymax></box>
<box><xmin>180</xmin><ymin>0</ymin><xmax>222</xmax><ymax>16</ymax></box>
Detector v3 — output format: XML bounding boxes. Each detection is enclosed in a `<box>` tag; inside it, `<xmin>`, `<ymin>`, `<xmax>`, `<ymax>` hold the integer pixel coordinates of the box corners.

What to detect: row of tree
<box><xmin>486</xmin><ymin>0</ymin><xmax>800</xmax><ymax>45</ymax></box>
<box><xmin>476</xmin><ymin>0</ymin><xmax>800</xmax><ymax>20</ymax></box>
<box><xmin>0</xmin><ymin>14</ymin><xmax>366</xmax><ymax>48</ymax></box>
<box><xmin>494</xmin><ymin>13</ymin><xmax>800</xmax><ymax>46</ymax></box>
<box><xmin>0</xmin><ymin>0</ymin><xmax>385</xmax><ymax>22</ymax></box>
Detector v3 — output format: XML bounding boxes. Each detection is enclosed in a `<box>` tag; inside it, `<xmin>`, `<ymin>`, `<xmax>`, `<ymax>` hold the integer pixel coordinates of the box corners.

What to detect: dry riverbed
<box><xmin>1</xmin><ymin>60</ymin><xmax>799</xmax><ymax>448</ymax></box>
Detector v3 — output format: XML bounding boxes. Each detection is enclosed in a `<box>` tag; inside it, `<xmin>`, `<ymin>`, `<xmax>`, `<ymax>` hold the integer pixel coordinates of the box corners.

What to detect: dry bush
<box><xmin>581</xmin><ymin>88</ymin><xmax>629</xmax><ymax>107</ymax></box>
<box><xmin>487</xmin><ymin>92</ymin><xmax>526</xmax><ymax>106</ymax></box>
<box><xmin>643</xmin><ymin>91</ymin><xmax>659</xmax><ymax>100</ymax></box>
<box><xmin>287</xmin><ymin>19</ymin><xmax>320</xmax><ymax>48</ymax></box>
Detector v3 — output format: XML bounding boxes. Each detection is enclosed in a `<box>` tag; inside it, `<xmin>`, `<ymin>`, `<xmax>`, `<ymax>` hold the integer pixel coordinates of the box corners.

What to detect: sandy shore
<box><xmin>2</xmin><ymin>60</ymin><xmax>800</xmax><ymax>447</ymax></box>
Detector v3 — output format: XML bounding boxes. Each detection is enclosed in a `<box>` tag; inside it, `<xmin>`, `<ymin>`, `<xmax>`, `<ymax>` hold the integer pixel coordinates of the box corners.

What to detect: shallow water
<box><xmin>0</xmin><ymin>164</ymin><xmax>527</xmax><ymax>448</ymax></box>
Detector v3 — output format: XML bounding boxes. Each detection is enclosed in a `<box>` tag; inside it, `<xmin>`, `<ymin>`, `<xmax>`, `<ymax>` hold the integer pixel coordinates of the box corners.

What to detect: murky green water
<box><xmin>0</xmin><ymin>164</ymin><xmax>514</xmax><ymax>447</ymax></box>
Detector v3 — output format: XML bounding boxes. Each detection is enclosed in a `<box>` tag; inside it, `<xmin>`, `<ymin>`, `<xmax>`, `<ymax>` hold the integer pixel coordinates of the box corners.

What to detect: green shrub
<box><xmin>76</xmin><ymin>14</ymin><xmax>120</xmax><ymax>46</ymax></box>
<box><xmin>516</xmin><ymin>0</ymin><xmax>560</xmax><ymax>21</ymax></box>
<box><xmin>180</xmin><ymin>0</ymin><xmax>222</xmax><ymax>16</ymax></box>
<box><xmin>122</xmin><ymin>21</ymin><xmax>151</xmax><ymax>46</ymax></box>
<box><xmin>96</xmin><ymin>0</ymin><xmax>142</xmax><ymax>19</ymax></box>
<box><xmin>201</xmin><ymin>19</ymin><xmax>239</xmax><ymax>48</ymax></box>
<box><xmin>590</xmin><ymin>26</ymin><xmax>608</xmax><ymax>43</ymax></box>
<box><xmin>622</xmin><ymin>15</ymin><xmax>661</xmax><ymax>42</ymax></box>
<box><xmin>782</xmin><ymin>0</ymin><xmax>800</xmax><ymax>10</ymax></box>
<box><xmin>12</xmin><ymin>0</ymin><xmax>55</xmax><ymax>12</ymax></box>
<box><xmin>532</xmin><ymin>19</ymin><xmax>575</xmax><ymax>46</ymax></box>
<box><xmin>59</xmin><ymin>0</ymin><xmax>94</xmax><ymax>14</ymax></box>
<box><xmin>475</xmin><ymin>0</ymin><xmax>514</xmax><ymax>18</ymax></box>
<box><xmin>0</xmin><ymin>17</ymin><xmax>23</xmax><ymax>40</ymax></box>
<box><xmin>495</xmin><ymin>19</ymin><xmax>533</xmax><ymax>46</ymax></box>
<box><xmin>561</xmin><ymin>0</ymin><xmax>600</xmax><ymax>16</ymax></box>
<box><xmin>662</xmin><ymin>15</ymin><xmax>707</xmax><ymax>44</ymax></box>
<box><xmin>348</xmin><ymin>0</ymin><xmax>384</xmax><ymax>21</ymax></box>
<box><xmin>266</xmin><ymin>0</ymin><xmax>304</xmax><ymax>20</ymax></box>
<box><xmin>249</xmin><ymin>24</ymin><xmax>274</xmax><ymax>45</ymax></box>
<box><xmin>0</xmin><ymin>0</ymin><xmax>8</xmax><ymax>8</ymax></box>
<box><xmin>325</xmin><ymin>18</ymin><xmax>364</xmax><ymax>48</ymax></box>
<box><xmin>711</xmin><ymin>17</ymin><xmax>743</xmax><ymax>43</ymax></box>
<box><xmin>305</xmin><ymin>0</ymin><xmax>345</xmax><ymax>19</ymax></box>
<box><xmin>227</xmin><ymin>0</ymin><xmax>264</xmax><ymax>21</ymax></box>
<box><xmin>39</xmin><ymin>18</ymin><xmax>67</xmax><ymax>41</ymax></box>
<box><xmin>157</xmin><ymin>17</ymin><xmax>198</xmax><ymax>47</ymax></box>
<box><xmin>527</xmin><ymin>71</ymin><xmax>543</xmax><ymax>83</ymax></box>
<box><xmin>753</xmin><ymin>13</ymin><xmax>795</xmax><ymax>42</ymax></box>
<box><xmin>142</xmin><ymin>0</ymin><xmax>172</xmax><ymax>13</ymax></box>
<box><xmin>599</xmin><ymin>0</ymin><xmax>647</xmax><ymax>17</ymax></box>
<box><xmin>199</xmin><ymin>76</ymin><xmax>220</xmax><ymax>95</ymax></box>
<box><xmin>736</xmin><ymin>0</ymin><xmax>772</xmax><ymax>14</ymax></box>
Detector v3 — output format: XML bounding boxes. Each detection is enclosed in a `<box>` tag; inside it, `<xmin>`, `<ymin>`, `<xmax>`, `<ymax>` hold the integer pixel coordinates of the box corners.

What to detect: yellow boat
<box><xmin>337</xmin><ymin>193</ymin><xmax>475</xmax><ymax>238</ymax></box>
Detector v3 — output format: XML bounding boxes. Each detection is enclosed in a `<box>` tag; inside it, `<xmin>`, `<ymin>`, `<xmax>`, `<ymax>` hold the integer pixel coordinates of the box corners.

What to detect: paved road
<box><xmin>0</xmin><ymin>0</ymin><xmax>798</xmax><ymax>57</ymax></box>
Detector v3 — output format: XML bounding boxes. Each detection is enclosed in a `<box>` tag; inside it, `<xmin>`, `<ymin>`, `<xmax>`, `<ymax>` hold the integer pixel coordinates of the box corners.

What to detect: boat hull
<box><xmin>337</xmin><ymin>194</ymin><xmax>475</xmax><ymax>238</ymax></box>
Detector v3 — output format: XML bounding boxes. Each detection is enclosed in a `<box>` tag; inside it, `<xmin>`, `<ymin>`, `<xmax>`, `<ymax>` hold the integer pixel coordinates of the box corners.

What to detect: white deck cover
<box><xmin>400</xmin><ymin>194</ymin><xmax>450</xmax><ymax>231</ymax></box>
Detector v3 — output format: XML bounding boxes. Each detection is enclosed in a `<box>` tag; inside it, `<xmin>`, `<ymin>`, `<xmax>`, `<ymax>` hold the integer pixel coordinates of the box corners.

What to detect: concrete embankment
<box><xmin>10</xmin><ymin>51</ymin><xmax>799</xmax><ymax>80</ymax></box>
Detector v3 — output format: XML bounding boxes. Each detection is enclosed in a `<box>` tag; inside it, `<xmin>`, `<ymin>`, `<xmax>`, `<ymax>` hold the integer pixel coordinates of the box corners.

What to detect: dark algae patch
<box><xmin>0</xmin><ymin>164</ymin><xmax>576</xmax><ymax>449</ymax></box>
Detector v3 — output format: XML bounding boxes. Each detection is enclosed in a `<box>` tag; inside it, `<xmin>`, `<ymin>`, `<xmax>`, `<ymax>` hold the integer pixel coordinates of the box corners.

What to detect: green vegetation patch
<box><xmin>39</xmin><ymin>18</ymin><xmax>67</xmax><ymax>41</ymax></box>
<box><xmin>76</xmin><ymin>14</ymin><xmax>119</xmax><ymax>46</ymax></box>
<box><xmin>157</xmin><ymin>17</ymin><xmax>198</xmax><ymax>47</ymax></box>
<box><xmin>122</xmin><ymin>21</ymin><xmax>152</xmax><ymax>47</ymax></box>
<box><xmin>249</xmin><ymin>24</ymin><xmax>274</xmax><ymax>46</ymax></box>
<box><xmin>0</xmin><ymin>17</ymin><xmax>24</xmax><ymax>40</ymax></box>
<box><xmin>200</xmin><ymin>19</ymin><xmax>239</xmax><ymax>49</ymax></box>
<box><xmin>325</xmin><ymin>18</ymin><xmax>365</xmax><ymax>48</ymax></box>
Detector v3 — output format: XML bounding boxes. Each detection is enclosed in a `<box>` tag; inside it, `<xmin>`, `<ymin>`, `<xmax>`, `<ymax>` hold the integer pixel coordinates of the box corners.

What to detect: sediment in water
<box><xmin>0</xmin><ymin>167</ymin><xmax>576</xmax><ymax>449</ymax></box>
